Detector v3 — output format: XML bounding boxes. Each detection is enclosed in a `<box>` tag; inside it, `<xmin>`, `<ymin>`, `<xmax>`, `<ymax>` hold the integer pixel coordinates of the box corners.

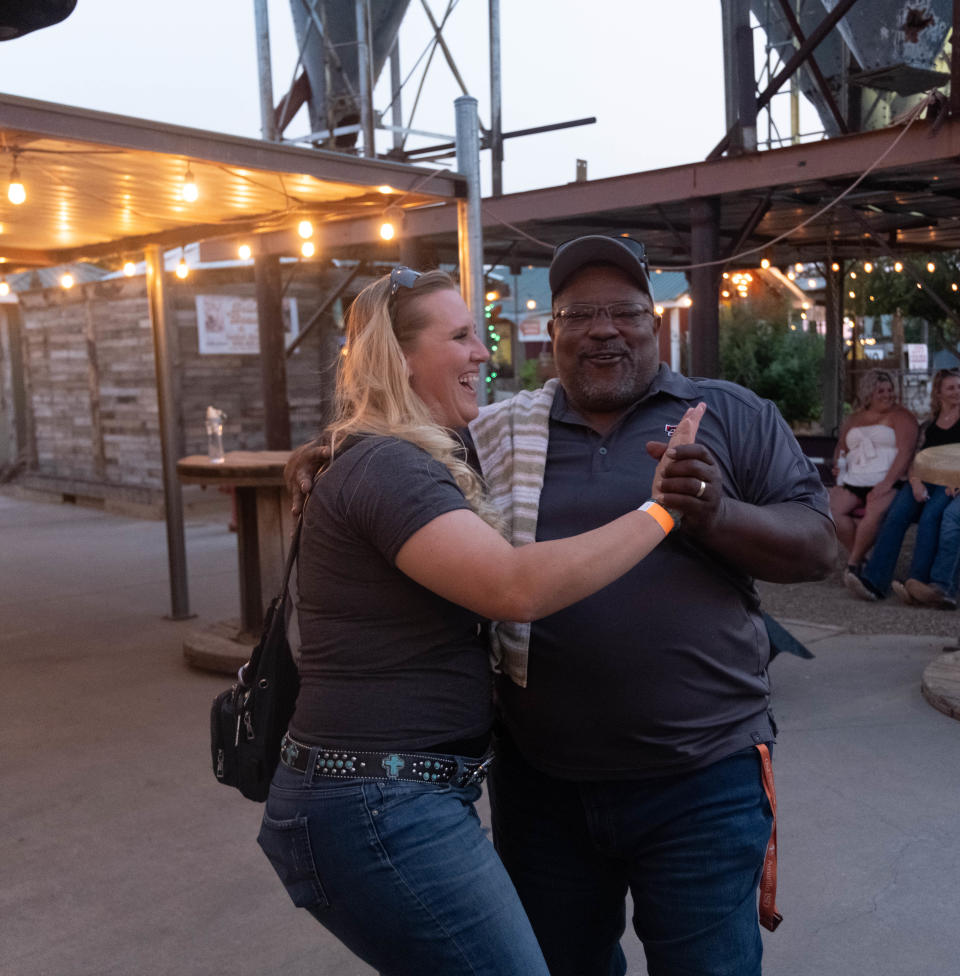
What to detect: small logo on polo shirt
<box><xmin>664</xmin><ymin>424</ymin><xmax>678</xmax><ymax>437</ymax></box>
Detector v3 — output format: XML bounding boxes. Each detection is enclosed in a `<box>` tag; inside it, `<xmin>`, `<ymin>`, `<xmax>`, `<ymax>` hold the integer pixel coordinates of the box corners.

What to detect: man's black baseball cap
<box><xmin>549</xmin><ymin>235</ymin><xmax>654</xmax><ymax>300</ymax></box>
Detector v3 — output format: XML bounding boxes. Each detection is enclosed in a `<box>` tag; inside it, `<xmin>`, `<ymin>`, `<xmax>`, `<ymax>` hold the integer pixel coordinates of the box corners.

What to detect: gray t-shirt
<box><xmin>496</xmin><ymin>366</ymin><xmax>831</xmax><ymax>780</ymax></box>
<box><xmin>290</xmin><ymin>435</ymin><xmax>493</xmax><ymax>751</ymax></box>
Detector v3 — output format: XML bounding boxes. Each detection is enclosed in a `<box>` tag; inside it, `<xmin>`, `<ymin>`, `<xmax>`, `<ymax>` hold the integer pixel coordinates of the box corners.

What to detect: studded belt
<box><xmin>279</xmin><ymin>732</ymin><xmax>494</xmax><ymax>786</ymax></box>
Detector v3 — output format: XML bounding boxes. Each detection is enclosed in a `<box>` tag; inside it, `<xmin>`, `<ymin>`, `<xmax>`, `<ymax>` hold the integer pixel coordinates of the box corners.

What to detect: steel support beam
<box><xmin>318</xmin><ymin>119</ymin><xmax>960</xmax><ymax>251</ymax></box>
<box><xmin>489</xmin><ymin>0</ymin><xmax>503</xmax><ymax>195</ymax></box>
<box><xmin>689</xmin><ymin>198</ymin><xmax>721</xmax><ymax>378</ymax></box>
<box><xmin>355</xmin><ymin>0</ymin><xmax>375</xmax><ymax>157</ymax></box>
<box><xmin>822</xmin><ymin>255</ymin><xmax>845</xmax><ymax>435</ymax></box>
<box><xmin>254</xmin><ymin>255</ymin><xmax>291</xmax><ymax>449</ymax></box>
<box><xmin>253</xmin><ymin>0</ymin><xmax>279</xmax><ymax>141</ymax></box>
<box><xmin>145</xmin><ymin>244</ymin><xmax>191</xmax><ymax>620</ymax></box>
<box><xmin>455</xmin><ymin>95</ymin><xmax>486</xmax><ymax>402</ymax></box>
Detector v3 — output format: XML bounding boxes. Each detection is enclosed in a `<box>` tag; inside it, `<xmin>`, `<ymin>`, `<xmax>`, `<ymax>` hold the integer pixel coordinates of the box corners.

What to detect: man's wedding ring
<box><xmin>695</xmin><ymin>479</ymin><xmax>707</xmax><ymax>499</ymax></box>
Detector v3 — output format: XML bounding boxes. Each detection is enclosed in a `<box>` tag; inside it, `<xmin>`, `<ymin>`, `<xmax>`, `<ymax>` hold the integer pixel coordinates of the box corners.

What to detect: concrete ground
<box><xmin>2</xmin><ymin>491</ymin><xmax>958</xmax><ymax>976</ymax></box>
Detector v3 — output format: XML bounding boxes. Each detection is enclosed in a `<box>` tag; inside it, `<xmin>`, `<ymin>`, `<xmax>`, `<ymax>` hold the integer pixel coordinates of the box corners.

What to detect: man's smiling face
<box><xmin>548</xmin><ymin>264</ymin><xmax>661</xmax><ymax>431</ymax></box>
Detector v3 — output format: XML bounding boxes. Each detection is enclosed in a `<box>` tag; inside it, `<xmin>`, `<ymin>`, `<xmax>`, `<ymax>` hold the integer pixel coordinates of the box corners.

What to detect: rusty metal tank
<box><xmin>288</xmin><ymin>0</ymin><xmax>410</xmax><ymax>147</ymax></box>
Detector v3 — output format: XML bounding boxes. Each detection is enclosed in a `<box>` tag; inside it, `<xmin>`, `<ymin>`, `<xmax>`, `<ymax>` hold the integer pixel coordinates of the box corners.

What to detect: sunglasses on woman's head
<box><xmin>390</xmin><ymin>266</ymin><xmax>423</xmax><ymax>298</ymax></box>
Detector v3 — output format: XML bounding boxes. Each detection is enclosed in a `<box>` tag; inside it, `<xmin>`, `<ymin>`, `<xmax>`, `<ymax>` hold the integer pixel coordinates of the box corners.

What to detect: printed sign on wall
<box><xmin>196</xmin><ymin>295</ymin><xmax>299</xmax><ymax>354</ymax></box>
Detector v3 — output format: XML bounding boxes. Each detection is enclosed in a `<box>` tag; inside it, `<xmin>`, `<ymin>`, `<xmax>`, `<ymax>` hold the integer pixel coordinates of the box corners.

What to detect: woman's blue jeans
<box><xmin>930</xmin><ymin>496</ymin><xmax>960</xmax><ymax>597</ymax></box>
<box><xmin>861</xmin><ymin>482</ymin><xmax>951</xmax><ymax>595</ymax></box>
<box><xmin>258</xmin><ymin>756</ymin><xmax>549</xmax><ymax>976</ymax></box>
<box><xmin>488</xmin><ymin>735</ymin><xmax>773</xmax><ymax>976</ymax></box>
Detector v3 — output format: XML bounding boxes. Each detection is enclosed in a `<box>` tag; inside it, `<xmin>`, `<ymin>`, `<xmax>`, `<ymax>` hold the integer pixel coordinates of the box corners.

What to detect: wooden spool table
<box><xmin>177</xmin><ymin>451</ymin><xmax>293</xmax><ymax>673</ymax></box>
<box><xmin>912</xmin><ymin>444</ymin><xmax>960</xmax><ymax>490</ymax></box>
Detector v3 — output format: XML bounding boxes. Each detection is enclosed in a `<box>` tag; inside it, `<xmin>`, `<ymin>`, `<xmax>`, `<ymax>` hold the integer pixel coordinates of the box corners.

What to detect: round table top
<box><xmin>176</xmin><ymin>450</ymin><xmax>291</xmax><ymax>487</ymax></box>
<box><xmin>912</xmin><ymin>444</ymin><xmax>960</xmax><ymax>488</ymax></box>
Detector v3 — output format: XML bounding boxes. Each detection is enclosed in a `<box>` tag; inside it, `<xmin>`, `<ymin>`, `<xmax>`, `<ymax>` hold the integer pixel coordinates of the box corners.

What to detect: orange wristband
<box><xmin>638</xmin><ymin>499</ymin><xmax>674</xmax><ymax>535</ymax></box>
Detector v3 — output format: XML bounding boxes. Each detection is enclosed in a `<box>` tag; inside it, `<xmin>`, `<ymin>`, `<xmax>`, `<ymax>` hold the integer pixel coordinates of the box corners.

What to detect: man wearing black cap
<box><xmin>469</xmin><ymin>234</ymin><xmax>836</xmax><ymax>976</ymax></box>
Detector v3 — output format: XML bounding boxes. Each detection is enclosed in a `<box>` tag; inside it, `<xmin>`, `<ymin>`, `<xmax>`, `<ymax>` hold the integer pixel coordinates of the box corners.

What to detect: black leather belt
<box><xmin>280</xmin><ymin>732</ymin><xmax>494</xmax><ymax>786</ymax></box>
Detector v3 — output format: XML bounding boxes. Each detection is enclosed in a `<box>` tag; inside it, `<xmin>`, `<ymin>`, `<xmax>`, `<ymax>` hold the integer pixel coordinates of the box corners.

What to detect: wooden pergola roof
<box><xmin>0</xmin><ymin>92</ymin><xmax>464</xmax><ymax>271</ymax></box>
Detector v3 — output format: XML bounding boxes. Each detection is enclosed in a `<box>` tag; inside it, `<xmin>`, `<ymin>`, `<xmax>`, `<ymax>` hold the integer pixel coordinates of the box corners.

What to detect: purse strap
<box><xmin>277</xmin><ymin>513</ymin><xmax>303</xmax><ymax>609</ymax></box>
<box><xmin>237</xmin><ymin>514</ymin><xmax>302</xmax><ymax>687</ymax></box>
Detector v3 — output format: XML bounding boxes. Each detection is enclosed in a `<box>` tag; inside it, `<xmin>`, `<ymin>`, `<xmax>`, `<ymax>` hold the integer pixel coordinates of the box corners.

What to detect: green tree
<box><xmin>719</xmin><ymin>298</ymin><xmax>824</xmax><ymax>425</ymax></box>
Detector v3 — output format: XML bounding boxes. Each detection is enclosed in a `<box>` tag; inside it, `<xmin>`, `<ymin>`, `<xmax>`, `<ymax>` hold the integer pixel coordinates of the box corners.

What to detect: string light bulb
<box><xmin>297</xmin><ymin>220</ymin><xmax>314</xmax><ymax>239</ymax></box>
<box><xmin>122</xmin><ymin>261</ymin><xmax>136</xmax><ymax>277</ymax></box>
<box><xmin>863</xmin><ymin>261</ymin><xmax>873</xmax><ymax>273</ymax></box>
<box><xmin>526</xmin><ymin>299</ymin><xmax>537</xmax><ymax>310</ymax></box>
<box><xmin>927</xmin><ymin>261</ymin><xmax>936</xmax><ymax>273</ymax></box>
<box><xmin>238</xmin><ymin>244</ymin><xmax>252</xmax><ymax>261</ymax></box>
<box><xmin>760</xmin><ymin>258</ymin><xmax>770</xmax><ymax>269</ymax></box>
<box><xmin>176</xmin><ymin>254</ymin><xmax>189</xmax><ymax>279</ymax></box>
<box><xmin>61</xmin><ymin>273</ymin><xmax>74</xmax><ymax>289</ymax></box>
<box><xmin>379</xmin><ymin>220</ymin><xmax>395</xmax><ymax>241</ymax></box>
<box><xmin>181</xmin><ymin>165</ymin><xmax>198</xmax><ymax>203</ymax></box>
<box><xmin>0</xmin><ymin>280</ymin><xmax>9</xmax><ymax>296</ymax></box>
<box><xmin>894</xmin><ymin>261</ymin><xmax>903</xmax><ymax>272</ymax></box>
<box><xmin>300</xmin><ymin>240</ymin><xmax>315</xmax><ymax>258</ymax></box>
<box><xmin>7</xmin><ymin>157</ymin><xmax>25</xmax><ymax>206</ymax></box>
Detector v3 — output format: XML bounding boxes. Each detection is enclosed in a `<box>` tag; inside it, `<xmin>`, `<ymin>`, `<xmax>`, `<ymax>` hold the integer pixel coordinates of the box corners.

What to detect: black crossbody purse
<box><xmin>210</xmin><ymin>515</ymin><xmax>302</xmax><ymax>802</ymax></box>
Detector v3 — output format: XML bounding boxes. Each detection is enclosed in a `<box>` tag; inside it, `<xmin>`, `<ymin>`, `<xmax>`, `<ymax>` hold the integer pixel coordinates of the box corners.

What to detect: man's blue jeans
<box><xmin>861</xmin><ymin>482</ymin><xmax>951</xmax><ymax>595</ymax></box>
<box><xmin>488</xmin><ymin>735</ymin><xmax>773</xmax><ymax>976</ymax></box>
<box><xmin>258</xmin><ymin>757</ymin><xmax>549</xmax><ymax>976</ymax></box>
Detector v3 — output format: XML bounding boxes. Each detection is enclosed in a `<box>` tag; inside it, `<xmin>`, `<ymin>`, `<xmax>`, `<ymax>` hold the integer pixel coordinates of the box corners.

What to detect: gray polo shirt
<box><xmin>496</xmin><ymin>365</ymin><xmax>830</xmax><ymax>780</ymax></box>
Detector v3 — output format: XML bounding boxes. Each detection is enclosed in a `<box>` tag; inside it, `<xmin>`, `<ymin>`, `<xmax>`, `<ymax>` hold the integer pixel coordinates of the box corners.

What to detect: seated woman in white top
<box><xmin>830</xmin><ymin>369</ymin><xmax>918</xmax><ymax>579</ymax></box>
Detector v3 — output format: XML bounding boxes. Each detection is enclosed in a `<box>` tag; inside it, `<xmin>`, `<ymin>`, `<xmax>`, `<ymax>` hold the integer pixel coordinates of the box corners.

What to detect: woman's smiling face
<box><xmin>404</xmin><ymin>288</ymin><xmax>490</xmax><ymax>428</ymax></box>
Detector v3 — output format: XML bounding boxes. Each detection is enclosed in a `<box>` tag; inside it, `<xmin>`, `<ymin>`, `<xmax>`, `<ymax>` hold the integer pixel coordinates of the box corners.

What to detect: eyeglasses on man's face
<box><xmin>553</xmin><ymin>302</ymin><xmax>656</xmax><ymax>331</ymax></box>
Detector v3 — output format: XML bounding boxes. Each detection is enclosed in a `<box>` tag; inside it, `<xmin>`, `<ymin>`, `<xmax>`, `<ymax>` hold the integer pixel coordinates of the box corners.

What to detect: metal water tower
<box><xmin>722</xmin><ymin>0</ymin><xmax>952</xmax><ymax>148</ymax></box>
<box><xmin>285</xmin><ymin>0</ymin><xmax>410</xmax><ymax>154</ymax></box>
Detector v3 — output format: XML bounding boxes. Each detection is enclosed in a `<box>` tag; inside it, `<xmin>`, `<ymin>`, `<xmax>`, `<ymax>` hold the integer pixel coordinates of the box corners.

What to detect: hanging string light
<box><xmin>7</xmin><ymin>153</ymin><xmax>25</xmax><ymax>206</ymax></box>
<box><xmin>122</xmin><ymin>260</ymin><xmax>136</xmax><ymax>277</ymax></box>
<box><xmin>300</xmin><ymin>240</ymin><xmax>315</xmax><ymax>258</ymax></box>
<box><xmin>181</xmin><ymin>164</ymin><xmax>198</xmax><ymax>203</ymax></box>
<box><xmin>297</xmin><ymin>220</ymin><xmax>314</xmax><ymax>239</ymax></box>
<box><xmin>175</xmin><ymin>250</ymin><xmax>189</xmax><ymax>279</ymax></box>
<box><xmin>0</xmin><ymin>280</ymin><xmax>9</xmax><ymax>296</ymax></box>
<box><xmin>60</xmin><ymin>272</ymin><xmax>74</xmax><ymax>289</ymax></box>
<box><xmin>238</xmin><ymin>243</ymin><xmax>252</xmax><ymax>261</ymax></box>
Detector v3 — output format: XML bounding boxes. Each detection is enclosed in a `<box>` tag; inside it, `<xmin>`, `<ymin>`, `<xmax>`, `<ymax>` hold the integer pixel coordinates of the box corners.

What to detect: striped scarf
<box><xmin>468</xmin><ymin>378</ymin><xmax>559</xmax><ymax>687</ymax></box>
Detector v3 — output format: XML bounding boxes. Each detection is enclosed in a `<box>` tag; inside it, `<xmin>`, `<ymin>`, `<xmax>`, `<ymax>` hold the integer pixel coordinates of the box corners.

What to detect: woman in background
<box><xmin>830</xmin><ymin>368</ymin><xmax>918</xmax><ymax>586</ymax></box>
<box><xmin>845</xmin><ymin>367</ymin><xmax>960</xmax><ymax>602</ymax></box>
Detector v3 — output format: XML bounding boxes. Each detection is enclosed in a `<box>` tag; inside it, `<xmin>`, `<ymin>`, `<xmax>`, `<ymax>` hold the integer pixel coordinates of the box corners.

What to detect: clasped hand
<box><xmin>647</xmin><ymin>402</ymin><xmax>720</xmax><ymax>532</ymax></box>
